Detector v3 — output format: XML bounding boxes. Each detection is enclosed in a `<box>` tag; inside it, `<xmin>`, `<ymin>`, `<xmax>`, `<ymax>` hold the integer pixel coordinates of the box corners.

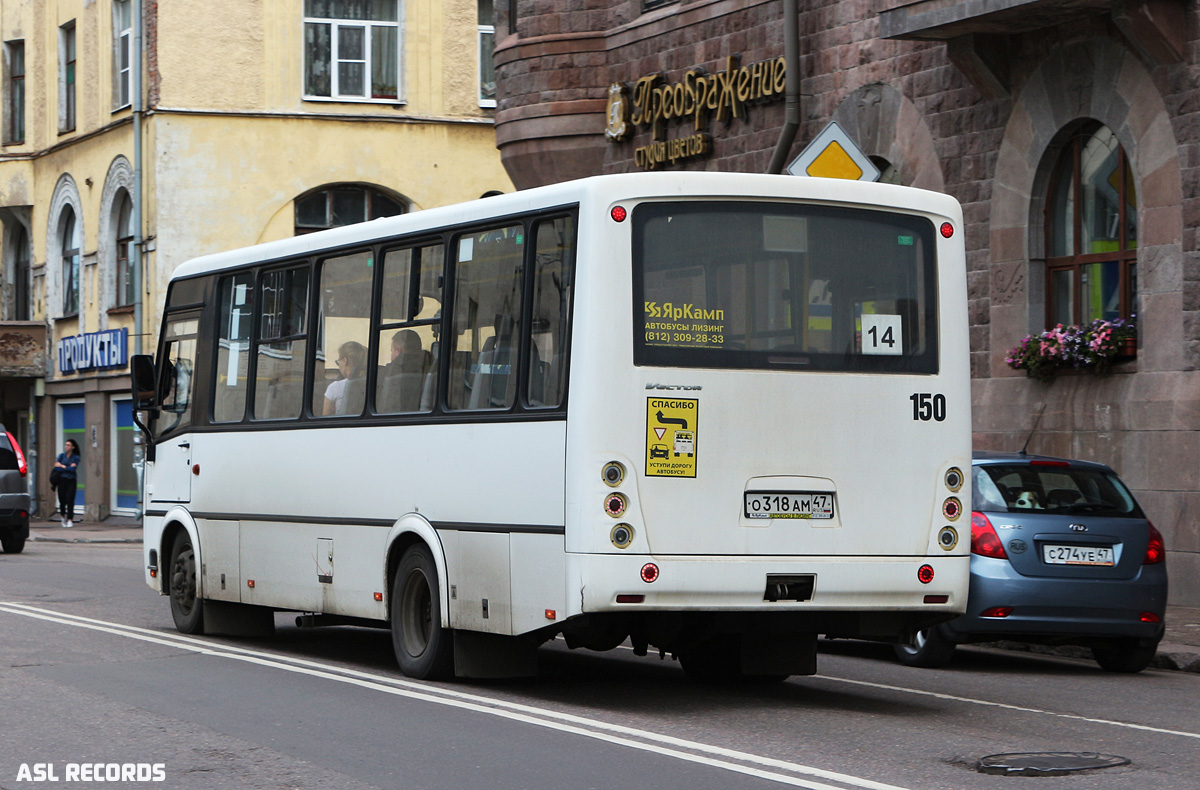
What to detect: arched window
<box><xmin>115</xmin><ymin>192</ymin><xmax>135</xmax><ymax>307</ymax></box>
<box><xmin>1045</xmin><ymin>123</ymin><xmax>1137</xmax><ymax>326</ymax></box>
<box><xmin>294</xmin><ymin>184</ymin><xmax>405</xmax><ymax>235</ymax></box>
<box><xmin>13</xmin><ymin>224</ymin><xmax>29</xmax><ymax>320</ymax></box>
<box><xmin>61</xmin><ymin>208</ymin><xmax>80</xmax><ymax>315</ymax></box>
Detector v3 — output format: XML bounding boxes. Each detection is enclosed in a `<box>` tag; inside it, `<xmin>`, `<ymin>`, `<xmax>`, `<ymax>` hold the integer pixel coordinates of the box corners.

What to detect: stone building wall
<box><xmin>493</xmin><ymin>0</ymin><xmax>1200</xmax><ymax>603</ymax></box>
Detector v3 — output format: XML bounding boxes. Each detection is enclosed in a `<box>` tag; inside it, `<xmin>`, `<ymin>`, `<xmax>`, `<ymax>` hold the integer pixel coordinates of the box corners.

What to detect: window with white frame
<box><xmin>59</xmin><ymin>22</ymin><xmax>76</xmax><ymax>133</ymax></box>
<box><xmin>62</xmin><ymin>208</ymin><xmax>80</xmax><ymax>315</ymax></box>
<box><xmin>304</xmin><ymin>0</ymin><xmax>400</xmax><ymax>101</ymax></box>
<box><xmin>115</xmin><ymin>192</ymin><xmax>135</xmax><ymax>307</ymax></box>
<box><xmin>478</xmin><ymin>0</ymin><xmax>495</xmax><ymax>107</ymax></box>
<box><xmin>113</xmin><ymin>0</ymin><xmax>132</xmax><ymax>109</ymax></box>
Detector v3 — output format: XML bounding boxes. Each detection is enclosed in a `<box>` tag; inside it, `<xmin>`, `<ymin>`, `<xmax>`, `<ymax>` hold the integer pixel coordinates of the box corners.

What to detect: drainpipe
<box><xmin>767</xmin><ymin>0</ymin><xmax>800</xmax><ymax>174</ymax></box>
<box><xmin>132</xmin><ymin>0</ymin><xmax>144</xmax><ymax>357</ymax></box>
<box><xmin>132</xmin><ymin>0</ymin><xmax>146</xmax><ymax>516</ymax></box>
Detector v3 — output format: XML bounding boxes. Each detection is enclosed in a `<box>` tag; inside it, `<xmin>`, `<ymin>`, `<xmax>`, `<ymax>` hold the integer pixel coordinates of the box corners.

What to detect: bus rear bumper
<box><xmin>568</xmin><ymin>553</ymin><xmax>969</xmax><ymax>616</ymax></box>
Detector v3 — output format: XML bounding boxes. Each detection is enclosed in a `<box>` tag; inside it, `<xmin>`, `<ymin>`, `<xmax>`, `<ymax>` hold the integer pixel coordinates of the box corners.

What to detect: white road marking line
<box><xmin>810</xmin><ymin>674</ymin><xmax>1200</xmax><ymax>741</ymax></box>
<box><xmin>0</xmin><ymin>603</ymin><xmax>909</xmax><ymax>790</ymax></box>
<box><xmin>614</xmin><ymin>641</ymin><xmax>1200</xmax><ymax>741</ymax></box>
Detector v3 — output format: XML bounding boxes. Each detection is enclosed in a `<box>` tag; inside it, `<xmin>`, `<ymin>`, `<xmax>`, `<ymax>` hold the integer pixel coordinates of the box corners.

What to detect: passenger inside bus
<box><xmin>324</xmin><ymin>340</ymin><xmax>367</xmax><ymax>415</ymax></box>
<box><xmin>379</xmin><ymin>329</ymin><xmax>429</xmax><ymax>412</ymax></box>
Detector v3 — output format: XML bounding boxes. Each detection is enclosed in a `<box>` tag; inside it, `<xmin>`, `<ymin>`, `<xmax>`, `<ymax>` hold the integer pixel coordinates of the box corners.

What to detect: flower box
<box><xmin>1006</xmin><ymin>317</ymin><xmax>1136</xmax><ymax>382</ymax></box>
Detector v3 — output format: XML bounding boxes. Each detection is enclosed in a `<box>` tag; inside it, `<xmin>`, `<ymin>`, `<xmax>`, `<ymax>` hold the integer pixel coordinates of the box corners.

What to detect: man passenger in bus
<box><xmin>380</xmin><ymin>329</ymin><xmax>427</xmax><ymax>412</ymax></box>
<box><xmin>324</xmin><ymin>340</ymin><xmax>367</xmax><ymax>415</ymax></box>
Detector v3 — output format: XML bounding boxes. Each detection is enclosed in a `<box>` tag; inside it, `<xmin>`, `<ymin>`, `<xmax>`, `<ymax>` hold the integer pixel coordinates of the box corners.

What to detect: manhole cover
<box><xmin>978</xmin><ymin>752</ymin><xmax>1130</xmax><ymax>776</ymax></box>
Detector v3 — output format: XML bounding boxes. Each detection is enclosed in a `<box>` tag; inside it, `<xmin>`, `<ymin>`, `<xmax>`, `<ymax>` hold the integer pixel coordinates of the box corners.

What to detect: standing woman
<box><xmin>54</xmin><ymin>439</ymin><xmax>81</xmax><ymax>528</ymax></box>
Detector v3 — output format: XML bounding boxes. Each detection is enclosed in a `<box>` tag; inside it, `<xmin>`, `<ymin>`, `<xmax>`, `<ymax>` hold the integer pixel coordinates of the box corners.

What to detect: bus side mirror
<box><xmin>131</xmin><ymin>355</ymin><xmax>159</xmax><ymax>412</ymax></box>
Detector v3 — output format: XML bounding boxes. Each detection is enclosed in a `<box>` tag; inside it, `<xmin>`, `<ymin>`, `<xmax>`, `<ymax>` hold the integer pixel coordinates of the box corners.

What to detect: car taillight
<box><xmin>1144</xmin><ymin>521</ymin><xmax>1165</xmax><ymax>565</ymax></box>
<box><xmin>971</xmin><ymin>512</ymin><xmax>1007</xmax><ymax>559</ymax></box>
<box><xmin>5</xmin><ymin>431</ymin><xmax>27</xmax><ymax>477</ymax></box>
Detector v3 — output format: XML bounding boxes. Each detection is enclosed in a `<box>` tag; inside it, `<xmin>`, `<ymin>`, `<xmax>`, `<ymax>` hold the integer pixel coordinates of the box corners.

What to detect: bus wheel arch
<box><xmin>384</xmin><ymin>517</ymin><xmax>449</xmax><ymax>630</ymax></box>
<box><xmin>165</xmin><ymin>523</ymin><xmax>204</xmax><ymax>635</ymax></box>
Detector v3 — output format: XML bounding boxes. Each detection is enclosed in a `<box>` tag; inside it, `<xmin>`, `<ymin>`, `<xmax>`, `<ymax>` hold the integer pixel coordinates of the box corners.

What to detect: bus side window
<box><xmin>311</xmin><ymin>250</ymin><xmax>372</xmax><ymax>418</ymax></box>
<box><xmin>254</xmin><ymin>266</ymin><xmax>310</xmax><ymax>421</ymax></box>
<box><xmin>527</xmin><ymin>216</ymin><xmax>574</xmax><ymax>408</ymax></box>
<box><xmin>447</xmin><ymin>226</ymin><xmax>523</xmax><ymax>411</ymax></box>
<box><xmin>213</xmin><ymin>273</ymin><xmax>254</xmax><ymax>423</ymax></box>
<box><xmin>375</xmin><ymin>244</ymin><xmax>442</xmax><ymax>415</ymax></box>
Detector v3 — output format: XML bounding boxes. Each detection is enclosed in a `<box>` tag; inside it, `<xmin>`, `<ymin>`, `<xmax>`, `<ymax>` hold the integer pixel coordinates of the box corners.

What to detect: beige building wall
<box><xmin>0</xmin><ymin>0</ymin><xmax>510</xmax><ymax>520</ymax></box>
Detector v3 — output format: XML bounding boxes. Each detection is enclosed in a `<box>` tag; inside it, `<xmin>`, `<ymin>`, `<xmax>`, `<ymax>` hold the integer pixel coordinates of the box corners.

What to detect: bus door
<box><xmin>152</xmin><ymin>312</ymin><xmax>200</xmax><ymax>504</ymax></box>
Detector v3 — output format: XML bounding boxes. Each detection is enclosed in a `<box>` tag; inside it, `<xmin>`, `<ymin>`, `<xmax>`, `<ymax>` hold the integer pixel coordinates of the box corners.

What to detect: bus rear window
<box><xmin>633</xmin><ymin>202</ymin><xmax>938</xmax><ymax>373</ymax></box>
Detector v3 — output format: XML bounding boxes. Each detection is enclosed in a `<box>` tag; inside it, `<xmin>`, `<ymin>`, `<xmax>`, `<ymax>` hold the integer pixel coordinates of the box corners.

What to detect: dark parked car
<box><xmin>0</xmin><ymin>425</ymin><xmax>31</xmax><ymax>554</ymax></box>
<box><xmin>895</xmin><ymin>451</ymin><xmax>1167</xmax><ymax>673</ymax></box>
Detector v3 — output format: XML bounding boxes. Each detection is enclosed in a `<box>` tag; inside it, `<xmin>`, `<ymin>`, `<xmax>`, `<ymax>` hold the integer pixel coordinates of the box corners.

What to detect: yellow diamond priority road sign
<box><xmin>786</xmin><ymin>121</ymin><xmax>880</xmax><ymax>182</ymax></box>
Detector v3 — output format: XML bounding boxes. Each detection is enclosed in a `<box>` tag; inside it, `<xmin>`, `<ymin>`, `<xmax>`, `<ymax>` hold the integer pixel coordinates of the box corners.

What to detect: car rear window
<box><xmin>973</xmin><ymin>464</ymin><xmax>1142</xmax><ymax>517</ymax></box>
<box><xmin>0</xmin><ymin>433</ymin><xmax>16</xmax><ymax>470</ymax></box>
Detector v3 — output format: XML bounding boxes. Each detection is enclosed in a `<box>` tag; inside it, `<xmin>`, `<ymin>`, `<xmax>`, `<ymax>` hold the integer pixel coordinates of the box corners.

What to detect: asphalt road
<box><xmin>2</xmin><ymin>542</ymin><xmax>1198</xmax><ymax>790</ymax></box>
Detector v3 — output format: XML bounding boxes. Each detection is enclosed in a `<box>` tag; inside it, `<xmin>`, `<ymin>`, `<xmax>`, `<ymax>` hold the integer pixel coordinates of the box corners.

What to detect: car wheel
<box><xmin>1092</xmin><ymin>638</ymin><xmax>1158</xmax><ymax>673</ymax></box>
<box><xmin>893</xmin><ymin>625</ymin><xmax>957</xmax><ymax>668</ymax></box>
<box><xmin>391</xmin><ymin>544</ymin><xmax>454</xmax><ymax>680</ymax></box>
<box><xmin>168</xmin><ymin>531</ymin><xmax>204</xmax><ymax>634</ymax></box>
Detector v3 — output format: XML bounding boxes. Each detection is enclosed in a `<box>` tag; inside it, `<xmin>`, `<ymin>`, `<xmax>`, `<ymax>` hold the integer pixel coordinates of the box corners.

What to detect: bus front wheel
<box><xmin>168</xmin><ymin>531</ymin><xmax>204</xmax><ymax>634</ymax></box>
<box><xmin>391</xmin><ymin>544</ymin><xmax>454</xmax><ymax>680</ymax></box>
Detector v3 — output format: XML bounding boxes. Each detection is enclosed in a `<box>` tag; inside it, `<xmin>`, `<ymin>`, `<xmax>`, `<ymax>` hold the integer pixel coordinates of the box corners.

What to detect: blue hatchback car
<box><xmin>895</xmin><ymin>451</ymin><xmax>1168</xmax><ymax>673</ymax></box>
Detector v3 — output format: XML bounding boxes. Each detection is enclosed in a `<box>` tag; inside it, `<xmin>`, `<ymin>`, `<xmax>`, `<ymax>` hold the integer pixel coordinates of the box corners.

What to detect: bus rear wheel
<box><xmin>168</xmin><ymin>531</ymin><xmax>204</xmax><ymax>634</ymax></box>
<box><xmin>391</xmin><ymin>544</ymin><xmax>454</xmax><ymax>680</ymax></box>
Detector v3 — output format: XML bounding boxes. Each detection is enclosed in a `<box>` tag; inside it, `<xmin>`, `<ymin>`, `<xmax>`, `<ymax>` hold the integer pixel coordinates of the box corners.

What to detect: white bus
<box><xmin>132</xmin><ymin>172</ymin><xmax>971</xmax><ymax>681</ymax></box>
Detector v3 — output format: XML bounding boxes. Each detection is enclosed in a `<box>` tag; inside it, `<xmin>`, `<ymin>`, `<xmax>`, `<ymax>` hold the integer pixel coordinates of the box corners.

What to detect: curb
<box><xmin>30</xmin><ymin>535</ymin><xmax>141</xmax><ymax>545</ymax></box>
<box><xmin>983</xmin><ymin>639</ymin><xmax>1200</xmax><ymax>674</ymax></box>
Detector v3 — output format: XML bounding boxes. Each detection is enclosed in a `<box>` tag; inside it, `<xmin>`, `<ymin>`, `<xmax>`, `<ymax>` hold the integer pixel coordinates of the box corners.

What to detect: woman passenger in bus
<box><xmin>324</xmin><ymin>340</ymin><xmax>367</xmax><ymax>415</ymax></box>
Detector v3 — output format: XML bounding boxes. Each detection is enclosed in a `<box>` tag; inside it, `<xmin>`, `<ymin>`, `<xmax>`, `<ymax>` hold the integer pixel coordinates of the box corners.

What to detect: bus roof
<box><xmin>169</xmin><ymin>172</ymin><xmax>963</xmax><ymax>281</ymax></box>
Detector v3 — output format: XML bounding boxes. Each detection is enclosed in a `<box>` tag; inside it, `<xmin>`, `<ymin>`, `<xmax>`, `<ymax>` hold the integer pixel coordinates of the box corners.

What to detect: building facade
<box><xmin>0</xmin><ymin>0</ymin><xmax>511</xmax><ymax>522</ymax></box>
<box><xmin>493</xmin><ymin>0</ymin><xmax>1200</xmax><ymax>605</ymax></box>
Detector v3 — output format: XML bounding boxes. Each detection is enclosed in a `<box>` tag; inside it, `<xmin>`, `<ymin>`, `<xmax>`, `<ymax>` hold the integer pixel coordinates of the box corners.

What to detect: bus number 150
<box><xmin>910</xmin><ymin>393</ymin><xmax>946</xmax><ymax>422</ymax></box>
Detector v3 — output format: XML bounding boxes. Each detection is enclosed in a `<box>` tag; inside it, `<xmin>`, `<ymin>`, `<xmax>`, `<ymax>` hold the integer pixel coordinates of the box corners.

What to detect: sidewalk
<box><xmin>25</xmin><ymin>516</ymin><xmax>1200</xmax><ymax>673</ymax></box>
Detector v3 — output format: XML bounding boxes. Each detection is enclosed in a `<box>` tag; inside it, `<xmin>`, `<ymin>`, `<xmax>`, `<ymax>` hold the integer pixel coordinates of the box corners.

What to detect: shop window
<box><xmin>1045</xmin><ymin>123</ymin><xmax>1137</xmax><ymax>327</ymax></box>
<box><xmin>294</xmin><ymin>185</ymin><xmax>405</xmax><ymax>234</ymax></box>
<box><xmin>303</xmin><ymin>0</ymin><xmax>400</xmax><ymax>101</ymax></box>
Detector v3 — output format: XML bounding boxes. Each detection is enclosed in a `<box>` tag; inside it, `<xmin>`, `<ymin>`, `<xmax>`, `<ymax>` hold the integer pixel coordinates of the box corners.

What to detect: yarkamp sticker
<box><xmin>646</xmin><ymin>397</ymin><xmax>698</xmax><ymax>478</ymax></box>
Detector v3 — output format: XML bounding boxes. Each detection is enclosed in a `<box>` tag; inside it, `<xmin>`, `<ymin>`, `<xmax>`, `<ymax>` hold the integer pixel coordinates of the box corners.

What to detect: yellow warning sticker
<box><xmin>646</xmin><ymin>398</ymin><xmax>698</xmax><ymax>478</ymax></box>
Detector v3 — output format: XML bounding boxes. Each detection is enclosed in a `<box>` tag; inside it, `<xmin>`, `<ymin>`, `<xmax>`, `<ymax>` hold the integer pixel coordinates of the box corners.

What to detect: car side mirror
<box><xmin>131</xmin><ymin>354</ymin><xmax>159</xmax><ymax>412</ymax></box>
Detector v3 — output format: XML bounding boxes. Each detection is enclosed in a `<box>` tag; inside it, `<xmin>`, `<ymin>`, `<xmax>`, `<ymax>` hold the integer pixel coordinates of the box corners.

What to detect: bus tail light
<box><xmin>5</xmin><ymin>432</ymin><xmax>26</xmax><ymax>477</ymax></box>
<box><xmin>640</xmin><ymin>563</ymin><xmax>659</xmax><ymax>583</ymax></box>
<box><xmin>616</xmin><ymin>595</ymin><xmax>644</xmax><ymax>604</ymax></box>
<box><xmin>917</xmin><ymin>564</ymin><xmax>934</xmax><ymax>584</ymax></box>
<box><xmin>604</xmin><ymin>493</ymin><xmax>628</xmax><ymax>518</ymax></box>
<box><xmin>971</xmin><ymin>512</ymin><xmax>1008</xmax><ymax>559</ymax></box>
<box><xmin>1143</xmin><ymin>522</ymin><xmax>1165</xmax><ymax>565</ymax></box>
<box><xmin>923</xmin><ymin>594</ymin><xmax>948</xmax><ymax>604</ymax></box>
<box><xmin>611</xmin><ymin>206</ymin><xmax>627</xmax><ymax>222</ymax></box>
<box><xmin>942</xmin><ymin>497</ymin><xmax>962</xmax><ymax>520</ymax></box>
